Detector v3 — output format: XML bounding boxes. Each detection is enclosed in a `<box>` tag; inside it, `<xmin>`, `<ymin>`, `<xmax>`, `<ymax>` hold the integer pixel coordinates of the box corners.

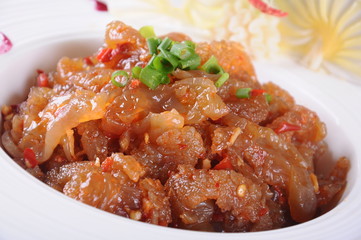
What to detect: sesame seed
<box><xmin>228</xmin><ymin>127</ymin><xmax>242</xmax><ymax>146</ymax></box>
<box><xmin>202</xmin><ymin>158</ymin><xmax>211</xmax><ymax>169</ymax></box>
<box><xmin>237</xmin><ymin>184</ymin><xmax>247</xmax><ymax>198</ymax></box>
<box><xmin>130</xmin><ymin>210</ymin><xmax>142</xmax><ymax>221</ymax></box>
<box><xmin>94</xmin><ymin>157</ymin><xmax>101</xmax><ymax>167</ymax></box>
<box><xmin>144</xmin><ymin>132</ymin><xmax>150</xmax><ymax>144</ymax></box>
<box><xmin>237</xmin><ymin>157</ymin><xmax>244</xmax><ymax>166</ymax></box>
<box><xmin>310</xmin><ymin>173</ymin><xmax>319</xmax><ymax>193</ymax></box>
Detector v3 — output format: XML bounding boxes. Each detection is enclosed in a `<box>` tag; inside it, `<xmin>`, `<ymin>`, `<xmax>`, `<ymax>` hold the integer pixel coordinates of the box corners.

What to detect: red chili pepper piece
<box><xmin>178</xmin><ymin>144</ymin><xmax>187</xmax><ymax>150</ymax></box>
<box><xmin>213</xmin><ymin>157</ymin><xmax>234</xmax><ymax>170</ymax></box>
<box><xmin>274</xmin><ymin>121</ymin><xmax>302</xmax><ymax>134</ymax></box>
<box><xmin>36</xmin><ymin>69</ymin><xmax>44</xmax><ymax>74</ymax></box>
<box><xmin>96</xmin><ymin>48</ymin><xmax>113</xmax><ymax>63</ymax></box>
<box><xmin>129</xmin><ymin>79</ymin><xmax>141</xmax><ymax>89</ymax></box>
<box><xmin>250</xmin><ymin>89</ymin><xmax>266</xmax><ymax>97</ymax></box>
<box><xmin>94</xmin><ymin>0</ymin><xmax>108</xmax><ymax>11</ymax></box>
<box><xmin>23</xmin><ymin>148</ymin><xmax>38</xmax><ymax>168</ymax></box>
<box><xmin>101</xmin><ymin>157</ymin><xmax>114</xmax><ymax>172</ymax></box>
<box><xmin>111</xmin><ymin>42</ymin><xmax>133</xmax><ymax>60</ymax></box>
<box><xmin>37</xmin><ymin>73</ymin><xmax>49</xmax><ymax>87</ymax></box>
<box><xmin>258</xmin><ymin>208</ymin><xmax>269</xmax><ymax>217</ymax></box>
<box><xmin>83</xmin><ymin>57</ymin><xmax>94</xmax><ymax>66</ymax></box>
<box><xmin>248</xmin><ymin>0</ymin><xmax>288</xmax><ymax>17</ymax></box>
<box><xmin>273</xmin><ymin>185</ymin><xmax>286</xmax><ymax>204</ymax></box>
<box><xmin>0</xmin><ymin>32</ymin><xmax>13</xmax><ymax>54</ymax></box>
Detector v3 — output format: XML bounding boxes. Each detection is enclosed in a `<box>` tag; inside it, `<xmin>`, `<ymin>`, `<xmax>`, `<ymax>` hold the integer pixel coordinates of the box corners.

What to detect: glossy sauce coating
<box><xmin>1</xmin><ymin>21</ymin><xmax>349</xmax><ymax>232</ymax></box>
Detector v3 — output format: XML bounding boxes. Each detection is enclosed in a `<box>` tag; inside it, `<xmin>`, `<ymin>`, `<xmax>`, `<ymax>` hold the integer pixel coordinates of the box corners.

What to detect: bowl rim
<box><xmin>0</xmin><ymin>32</ymin><xmax>360</xmax><ymax>240</ymax></box>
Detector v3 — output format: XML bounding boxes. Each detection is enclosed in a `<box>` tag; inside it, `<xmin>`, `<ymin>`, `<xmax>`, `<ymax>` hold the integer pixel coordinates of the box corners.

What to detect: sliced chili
<box><xmin>274</xmin><ymin>122</ymin><xmax>302</xmax><ymax>134</ymax></box>
<box><xmin>178</xmin><ymin>144</ymin><xmax>187</xmax><ymax>150</ymax></box>
<box><xmin>258</xmin><ymin>207</ymin><xmax>269</xmax><ymax>217</ymax></box>
<box><xmin>23</xmin><ymin>148</ymin><xmax>38</xmax><ymax>168</ymax></box>
<box><xmin>83</xmin><ymin>57</ymin><xmax>94</xmax><ymax>66</ymax></box>
<box><xmin>37</xmin><ymin>73</ymin><xmax>49</xmax><ymax>88</ymax></box>
<box><xmin>129</xmin><ymin>79</ymin><xmax>141</xmax><ymax>89</ymax></box>
<box><xmin>213</xmin><ymin>157</ymin><xmax>234</xmax><ymax>170</ymax></box>
<box><xmin>250</xmin><ymin>89</ymin><xmax>267</xmax><ymax>97</ymax></box>
<box><xmin>273</xmin><ymin>185</ymin><xmax>286</xmax><ymax>204</ymax></box>
<box><xmin>96</xmin><ymin>48</ymin><xmax>113</xmax><ymax>63</ymax></box>
<box><xmin>101</xmin><ymin>157</ymin><xmax>114</xmax><ymax>172</ymax></box>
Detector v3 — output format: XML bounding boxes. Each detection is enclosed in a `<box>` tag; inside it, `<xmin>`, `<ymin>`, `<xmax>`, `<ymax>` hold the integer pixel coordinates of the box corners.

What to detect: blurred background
<box><xmin>1</xmin><ymin>0</ymin><xmax>361</xmax><ymax>84</ymax></box>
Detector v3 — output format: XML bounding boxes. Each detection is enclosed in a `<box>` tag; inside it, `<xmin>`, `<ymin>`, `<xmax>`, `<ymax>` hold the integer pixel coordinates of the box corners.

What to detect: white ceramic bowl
<box><xmin>0</xmin><ymin>33</ymin><xmax>360</xmax><ymax>240</ymax></box>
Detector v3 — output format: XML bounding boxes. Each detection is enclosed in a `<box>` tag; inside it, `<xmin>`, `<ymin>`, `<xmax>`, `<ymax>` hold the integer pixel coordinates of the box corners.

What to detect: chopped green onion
<box><xmin>147</xmin><ymin>54</ymin><xmax>157</xmax><ymax>66</ymax></box>
<box><xmin>179</xmin><ymin>55</ymin><xmax>201</xmax><ymax>70</ymax></box>
<box><xmin>132</xmin><ymin>66</ymin><xmax>142</xmax><ymax>79</ymax></box>
<box><xmin>201</xmin><ymin>55</ymin><xmax>229</xmax><ymax>87</ymax></box>
<box><xmin>147</xmin><ymin>38</ymin><xmax>161</xmax><ymax>55</ymax></box>
<box><xmin>158</xmin><ymin>48</ymin><xmax>179</xmax><ymax>69</ymax></box>
<box><xmin>136</xmin><ymin>27</ymin><xmax>212</xmax><ymax>90</ymax></box>
<box><xmin>215</xmin><ymin>73</ymin><xmax>229</xmax><ymax>88</ymax></box>
<box><xmin>160</xmin><ymin>74</ymin><xmax>170</xmax><ymax>84</ymax></box>
<box><xmin>183</xmin><ymin>40</ymin><xmax>196</xmax><ymax>49</ymax></box>
<box><xmin>153</xmin><ymin>55</ymin><xmax>174</xmax><ymax>73</ymax></box>
<box><xmin>139</xmin><ymin>26</ymin><xmax>156</xmax><ymax>39</ymax></box>
<box><xmin>170</xmin><ymin>43</ymin><xmax>194</xmax><ymax>60</ymax></box>
<box><xmin>152</xmin><ymin>55</ymin><xmax>164</xmax><ymax>70</ymax></box>
<box><xmin>265</xmin><ymin>93</ymin><xmax>272</xmax><ymax>103</ymax></box>
<box><xmin>111</xmin><ymin>70</ymin><xmax>129</xmax><ymax>87</ymax></box>
<box><xmin>236</xmin><ymin>88</ymin><xmax>252</xmax><ymax>99</ymax></box>
<box><xmin>202</xmin><ymin>55</ymin><xmax>223</xmax><ymax>74</ymax></box>
<box><xmin>158</xmin><ymin>37</ymin><xmax>172</xmax><ymax>51</ymax></box>
<box><xmin>139</xmin><ymin>66</ymin><xmax>165</xmax><ymax>90</ymax></box>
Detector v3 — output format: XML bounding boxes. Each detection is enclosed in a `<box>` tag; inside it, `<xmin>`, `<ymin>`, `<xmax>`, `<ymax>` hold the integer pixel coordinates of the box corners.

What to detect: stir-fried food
<box><xmin>1</xmin><ymin>21</ymin><xmax>349</xmax><ymax>232</ymax></box>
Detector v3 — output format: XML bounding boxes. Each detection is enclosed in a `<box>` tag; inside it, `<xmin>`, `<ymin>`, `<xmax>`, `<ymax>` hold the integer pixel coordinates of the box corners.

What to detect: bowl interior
<box><xmin>0</xmin><ymin>33</ymin><xmax>359</xmax><ymax>240</ymax></box>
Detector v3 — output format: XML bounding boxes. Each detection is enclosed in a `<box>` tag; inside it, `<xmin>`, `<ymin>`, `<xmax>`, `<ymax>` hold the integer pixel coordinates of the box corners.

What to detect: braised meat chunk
<box><xmin>1</xmin><ymin>21</ymin><xmax>349</xmax><ymax>232</ymax></box>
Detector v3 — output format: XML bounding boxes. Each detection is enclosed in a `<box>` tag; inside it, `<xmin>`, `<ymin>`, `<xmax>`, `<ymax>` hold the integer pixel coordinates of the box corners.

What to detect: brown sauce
<box><xmin>1</xmin><ymin>21</ymin><xmax>349</xmax><ymax>232</ymax></box>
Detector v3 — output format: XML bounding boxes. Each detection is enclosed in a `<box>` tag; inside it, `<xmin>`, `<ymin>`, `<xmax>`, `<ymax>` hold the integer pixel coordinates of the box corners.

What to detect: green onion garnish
<box><xmin>158</xmin><ymin>49</ymin><xmax>179</xmax><ymax>70</ymax></box>
<box><xmin>236</xmin><ymin>88</ymin><xmax>252</xmax><ymax>99</ymax></box>
<box><xmin>265</xmin><ymin>93</ymin><xmax>272</xmax><ymax>103</ymax></box>
<box><xmin>132</xmin><ymin>66</ymin><xmax>142</xmax><ymax>79</ymax></box>
<box><xmin>139</xmin><ymin>26</ymin><xmax>156</xmax><ymax>39</ymax></box>
<box><xmin>202</xmin><ymin>55</ymin><xmax>223</xmax><ymax>74</ymax></box>
<box><xmin>170</xmin><ymin>43</ymin><xmax>194</xmax><ymax>60</ymax></box>
<box><xmin>183</xmin><ymin>40</ymin><xmax>196</xmax><ymax>49</ymax></box>
<box><xmin>147</xmin><ymin>54</ymin><xmax>157</xmax><ymax>66</ymax></box>
<box><xmin>153</xmin><ymin>54</ymin><xmax>175</xmax><ymax>73</ymax></box>
<box><xmin>215</xmin><ymin>73</ymin><xmax>229</xmax><ymax>88</ymax></box>
<box><xmin>138</xmin><ymin>25</ymin><xmax>230</xmax><ymax>90</ymax></box>
<box><xmin>139</xmin><ymin>66</ymin><xmax>165</xmax><ymax>90</ymax></box>
<box><xmin>111</xmin><ymin>70</ymin><xmax>129</xmax><ymax>87</ymax></box>
<box><xmin>160</xmin><ymin>74</ymin><xmax>170</xmax><ymax>84</ymax></box>
<box><xmin>158</xmin><ymin>37</ymin><xmax>173</xmax><ymax>51</ymax></box>
<box><xmin>179</xmin><ymin>54</ymin><xmax>201</xmax><ymax>70</ymax></box>
<box><xmin>201</xmin><ymin>55</ymin><xmax>229</xmax><ymax>87</ymax></box>
<box><xmin>147</xmin><ymin>38</ymin><xmax>161</xmax><ymax>55</ymax></box>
